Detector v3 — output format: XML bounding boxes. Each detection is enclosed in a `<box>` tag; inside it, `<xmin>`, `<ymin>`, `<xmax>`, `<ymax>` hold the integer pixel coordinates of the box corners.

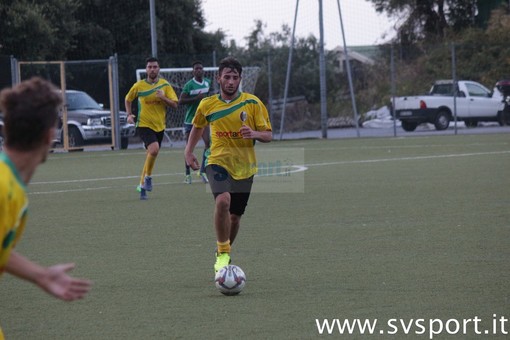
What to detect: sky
<box><xmin>201</xmin><ymin>0</ymin><xmax>396</xmax><ymax>48</ymax></box>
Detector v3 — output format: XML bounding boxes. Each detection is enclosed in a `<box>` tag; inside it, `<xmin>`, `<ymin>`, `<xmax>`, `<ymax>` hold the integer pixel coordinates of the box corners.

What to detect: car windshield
<box><xmin>66</xmin><ymin>92</ymin><xmax>102</xmax><ymax>110</ymax></box>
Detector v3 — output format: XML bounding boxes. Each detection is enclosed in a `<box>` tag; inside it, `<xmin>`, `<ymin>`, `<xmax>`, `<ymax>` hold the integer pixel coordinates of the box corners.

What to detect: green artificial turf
<box><xmin>1</xmin><ymin>133</ymin><xmax>509</xmax><ymax>339</ymax></box>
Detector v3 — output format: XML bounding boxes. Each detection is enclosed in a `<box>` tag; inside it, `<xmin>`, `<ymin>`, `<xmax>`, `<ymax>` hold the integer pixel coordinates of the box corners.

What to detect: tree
<box><xmin>225</xmin><ymin>20</ymin><xmax>351</xmax><ymax>130</ymax></box>
<box><xmin>0</xmin><ymin>0</ymin><xmax>226</xmax><ymax>61</ymax></box>
<box><xmin>367</xmin><ymin>3</ymin><xmax>510</xmax><ymax>108</ymax></box>
<box><xmin>71</xmin><ymin>0</ymin><xmax>220</xmax><ymax>59</ymax></box>
<box><xmin>368</xmin><ymin>0</ymin><xmax>483</xmax><ymax>43</ymax></box>
<box><xmin>0</xmin><ymin>0</ymin><xmax>79</xmax><ymax>60</ymax></box>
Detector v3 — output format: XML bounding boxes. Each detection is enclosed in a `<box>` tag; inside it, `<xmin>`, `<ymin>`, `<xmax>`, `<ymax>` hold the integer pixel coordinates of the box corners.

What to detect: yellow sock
<box><xmin>217</xmin><ymin>240</ymin><xmax>231</xmax><ymax>254</ymax></box>
<box><xmin>139</xmin><ymin>164</ymin><xmax>147</xmax><ymax>186</ymax></box>
<box><xmin>145</xmin><ymin>154</ymin><xmax>156</xmax><ymax>176</ymax></box>
<box><xmin>140</xmin><ymin>154</ymin><xmax>156</xmax><ymax>185</ymax></box>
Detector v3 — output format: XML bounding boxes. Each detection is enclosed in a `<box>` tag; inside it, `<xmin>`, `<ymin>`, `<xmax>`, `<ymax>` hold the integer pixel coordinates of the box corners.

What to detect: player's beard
<box><xmin>221</xmin><ymin>83</ymin><xmax>239</xmax><ymax>97</ymax></box>
<box><xmin>148</xmin><ymin>72</ymin><xmax>158</xmax><ymax>83</ymax></box>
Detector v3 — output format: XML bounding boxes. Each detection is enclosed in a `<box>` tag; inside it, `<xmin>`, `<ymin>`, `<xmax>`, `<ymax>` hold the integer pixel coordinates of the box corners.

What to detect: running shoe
<box><xmin>140</xmin><ymin>187</ymin><xmax>148</xmax><ymax>200</ymax></box>
<box><xmin>214</xmin><ymin>252</ymin><xmax>231</xmax><ymax>272</ymax></box>
<box><xmin>142</xmin><ymin>175</ymin><xmax>152</xmax><ymax>191</ymax></box>
<box><xmin>184</xmin><ymin>174</ymin><xmax>192</xmax><ymax>184</ymax></box>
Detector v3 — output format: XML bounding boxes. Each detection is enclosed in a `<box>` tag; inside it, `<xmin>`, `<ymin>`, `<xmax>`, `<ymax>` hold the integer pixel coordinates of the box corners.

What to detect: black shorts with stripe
<box><xmin>205</xmin><ymin>164</ymin><xmax>254</xmax><ymax>216</ymax></box>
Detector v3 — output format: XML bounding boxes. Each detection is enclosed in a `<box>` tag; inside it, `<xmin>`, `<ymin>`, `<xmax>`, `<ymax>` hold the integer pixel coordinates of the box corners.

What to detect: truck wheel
<box><xmin>121</xmin><ymin>137</ymin><xmax>129</xmax><ymax>149</ymax></box>
<box><xmin>66</xmin><ymin>126</ymin><xmax>84</xmax><ymax>151</ymax></box>
<box><xmin>434</xmin><ymin>111</ymin><xmax>450</xmax><ymax>130</ymax></box>
<box><xmin>464</xmin><ymin>119</ymin><xmax>478</xmax><ymax>128</ymax></box>
<box><xmin>497</xmin><ymin>111</ymin><xmax>509</xmax><ymax>126</ymax></box>
<box><xmin>401</xmin><ymin>121</ymin><xmax>418</xmax><ymax>132</ymax></box>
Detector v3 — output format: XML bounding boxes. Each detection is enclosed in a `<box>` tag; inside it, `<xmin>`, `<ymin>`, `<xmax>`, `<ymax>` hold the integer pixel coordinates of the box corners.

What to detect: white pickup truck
<box><xmin>394</xmin><ymin>80</ymin><xmax>506</xmax><ymax>131</ymax></box>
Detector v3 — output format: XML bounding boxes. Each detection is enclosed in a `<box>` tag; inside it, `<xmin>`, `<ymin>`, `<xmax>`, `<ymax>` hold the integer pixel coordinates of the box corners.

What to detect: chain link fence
<box><xmin>1</xmin><ymin>41</ymin><xmax>508</xmax><ymax>147</ymax></box>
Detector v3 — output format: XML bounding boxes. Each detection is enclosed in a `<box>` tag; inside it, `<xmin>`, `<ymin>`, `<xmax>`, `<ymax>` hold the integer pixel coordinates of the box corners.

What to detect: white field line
<box><xmin>274</xmin><ymin>141</ymin><xmax>509</xmax><ymax>151</ymax></box>
<box><xmin>305</xmin><ymin>150</ymin><xmax>510</xmax><ymax>168</ymax></box>
<box><xmin>29</xmin><ymin>150</ymin><xmax>510</xmax><ymax>195</ymax></box>
<box><xmin>31</xmin><ymin>173</ymin><xmax>180</xmax><ymax>185</ymax></box>
<box><xmin>47</xmin><ymin>142</ymin><xmax>508</xmax><ymax>161</ymax></box>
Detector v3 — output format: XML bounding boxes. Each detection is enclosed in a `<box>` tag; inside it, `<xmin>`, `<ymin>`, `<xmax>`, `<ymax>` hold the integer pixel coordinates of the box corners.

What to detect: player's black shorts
<box><xmin>205</xmin><ymin>164</ymin><xmax>254</xmax><ymax>216</ymax></box>
<box><xmin>137</xmin><ymin>127</ymin><xmax>164</xmax><ymax>148</ymax></box>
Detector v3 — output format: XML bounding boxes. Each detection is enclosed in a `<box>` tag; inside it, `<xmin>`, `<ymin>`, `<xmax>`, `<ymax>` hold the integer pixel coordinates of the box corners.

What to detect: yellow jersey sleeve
<box><xmin>192</xmin><ymin>97</ymin><xmax>210</xmax><ymax>129</ymax></box>
<box><xmin>0</xmin><ymin>155</ymin><xmax>28</xmax><ymax>277</ymax></box>
<box><xmin>164</xmin><ymin>84</ymin><xmax>178</xmax><ymax>102</ymax></box>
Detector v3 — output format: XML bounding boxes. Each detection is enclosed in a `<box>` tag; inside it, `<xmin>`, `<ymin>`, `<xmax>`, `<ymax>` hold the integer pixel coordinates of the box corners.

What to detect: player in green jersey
<box><xmin>179</xmin><ymin>61</ymin><xmax>211</xmax><ymax>184</ymax></box>
<box><xmin>184</xmin><ymin>57</ymin><xmax>273</xmax><ymax>272</ymax></box>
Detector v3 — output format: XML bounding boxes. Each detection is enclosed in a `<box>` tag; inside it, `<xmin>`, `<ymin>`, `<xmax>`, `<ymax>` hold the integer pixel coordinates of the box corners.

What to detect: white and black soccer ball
<box><xmin>214</xmin><ymin>265</ymin><xmax>246</xmax><ymax>295</ymax></box>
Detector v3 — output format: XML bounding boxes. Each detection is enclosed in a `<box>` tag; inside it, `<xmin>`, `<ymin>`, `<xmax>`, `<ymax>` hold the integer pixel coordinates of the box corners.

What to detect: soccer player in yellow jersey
<box><xmin>0</xmin><ymin>77</ymin><xmax>92</xmax><ymax>338</ymax></box>
<box><xmin>125</xmin><ymin>57</ymin><xmax>178</xmax><ymax>200</ymax></box>
<box><xmin>185</xmin><ymin>57</ymin><xmax>272</xmax><ymax>272</ymax></box>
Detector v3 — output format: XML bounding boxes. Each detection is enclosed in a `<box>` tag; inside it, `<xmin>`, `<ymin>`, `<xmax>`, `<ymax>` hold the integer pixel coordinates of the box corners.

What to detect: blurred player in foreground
<box><xmin>125</xmin><ymin>57</ymin><xmax>178</xmax><ymax>200</ymax></box>
<box><xmin>0</xmin><ymin>77</ymin><xmax>92</xmax><ymax>338</ymax></box>
<box><xmin>184</xmin><ymin>57</ymin><xmax>272</xmax><ymax>272</ymax></box>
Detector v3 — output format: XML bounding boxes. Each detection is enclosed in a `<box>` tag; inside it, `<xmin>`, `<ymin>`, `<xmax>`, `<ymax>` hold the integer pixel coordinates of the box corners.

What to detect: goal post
<box><xmin>12</xmin><ymin>57</ymin><xmax>125</xmax><ymax>151</ymax></box>
<box><xmin>135</xmin><ymin>66</ymin><xmax>261</xmax><ymax>138</ymax></box>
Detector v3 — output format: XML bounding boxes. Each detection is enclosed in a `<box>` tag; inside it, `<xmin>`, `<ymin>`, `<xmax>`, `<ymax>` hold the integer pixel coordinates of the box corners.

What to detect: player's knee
<box><xmin>216</xmin><ymin>193</ymin><xmax>230</xmax><ymax>211</ymax></box>
<box><xmin>148</xmin><ymin>144</ymin><xmax>159</xmax><ymax>156</ymax></box>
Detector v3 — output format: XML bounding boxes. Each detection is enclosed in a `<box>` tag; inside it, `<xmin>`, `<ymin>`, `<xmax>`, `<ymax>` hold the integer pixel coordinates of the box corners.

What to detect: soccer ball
<box><xmin>214</xmin><ymin>265</ymin><xmax>246</xmax><ymax>295</ymax></box>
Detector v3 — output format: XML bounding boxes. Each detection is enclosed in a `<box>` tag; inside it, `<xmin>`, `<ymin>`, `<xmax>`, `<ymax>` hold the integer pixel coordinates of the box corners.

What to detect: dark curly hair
<box><xmin>0</xmin><ymin>77</ymin><xmax>62</xmax><ymax>151</ymax></box>
<box><xmin>218</xmin><ymin>56</ymin><xmax>242</xmax><ymax>77</ymax></box>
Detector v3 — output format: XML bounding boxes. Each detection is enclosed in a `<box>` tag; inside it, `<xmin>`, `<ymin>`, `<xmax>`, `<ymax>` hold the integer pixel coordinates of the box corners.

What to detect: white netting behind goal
<box><xmin>135</xmin><ymin>66</ymin><xmax>260</xmax><ymax>134</ymax></box>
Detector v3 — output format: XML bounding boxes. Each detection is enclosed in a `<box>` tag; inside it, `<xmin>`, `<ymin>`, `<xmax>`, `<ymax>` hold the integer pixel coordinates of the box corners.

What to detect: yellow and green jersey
<box><xmin>193</xmin><ymin>92</ymin><xmax>272</xmax><ymax>180</ymax></box>
<box><xmin>125</xmin><ymin>78</ymin><xmax>178</xmax><ymax>132</ymax></box>
<box><xmin>0</xmin><ymin>153</ymin><xmax>28</xmax><ymax>278</ymax></box>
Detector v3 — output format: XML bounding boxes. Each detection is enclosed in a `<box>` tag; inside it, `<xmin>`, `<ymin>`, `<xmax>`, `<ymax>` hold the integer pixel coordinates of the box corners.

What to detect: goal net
<box><xmin>136</xmin><ymin>66</ymin><xmax>260</xmax><ymax>139</ymax></box>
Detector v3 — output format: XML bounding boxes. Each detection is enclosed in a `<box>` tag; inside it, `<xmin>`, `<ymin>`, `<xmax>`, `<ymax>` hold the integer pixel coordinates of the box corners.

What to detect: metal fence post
<box><xmin>391</xmin><ymin>44</ymin><xmax>397</xmax><ymax>137</ymax></box>
<box><xmin>10</xmin><ymin>56</ymin><xmax>19</xmax><ymax>85</ymax></box>
<box><xmin>451</xmin><ymin>43</ymin><xmax>458</xmax><ymax>135</ymax></box>
<box><xmin>110</xmin><ymin>54</ymin><xmax>121</xmax><ymax>149</ymax></box>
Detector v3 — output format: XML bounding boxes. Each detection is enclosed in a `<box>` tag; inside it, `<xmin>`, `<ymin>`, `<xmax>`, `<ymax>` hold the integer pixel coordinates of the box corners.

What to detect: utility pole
<box><xmin>318</xmin><ymin>0</ymin><xmax>328</xmax><ymax>139</ymax></box>
<box><xmin>150</xmin><ymin>0</ymin><xmax>157</xmax><ymax>58</ymax></box>
<box><xmin>336</xmin><ymin>0</ymin><xmax>360</xmax><ymax>137</ymax></box>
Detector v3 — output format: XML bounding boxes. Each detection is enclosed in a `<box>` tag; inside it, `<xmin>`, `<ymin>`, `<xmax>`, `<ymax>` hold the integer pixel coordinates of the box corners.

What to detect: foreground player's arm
<box><xmin>239</xmin><ymin>126</ymin><xmax>272</xmax><ymax>143</ymax></box>
<box><xmin>6</xmin><ymin>251</ymin><xmax>92</xmax><ymax>301</ymax></box>
<box><xmin>184</xmin><ymin>126</ymin><xmax>205</xmax><ymax>170</ymax></box>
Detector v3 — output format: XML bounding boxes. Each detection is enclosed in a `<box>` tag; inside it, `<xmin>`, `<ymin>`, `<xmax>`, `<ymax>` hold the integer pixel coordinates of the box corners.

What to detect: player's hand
<box><xmin>185</xmin><ymin>153</ymin><xmax>200</xmax><ymax>171</ymax></box>
<box><xmin>127</xmin><ymin>115</ymin><xmax>135</xmax><ymax>124</ymax></box>
<box><xmin>240</xmin><ymin>125</ymin><xmax>256</xmax><ymax>139</ymax></box>
<box><xmin>37</xmin><ymin>263</ymin><xmax>92</xmax><ymax>301</ymax></box>
<box><xmin>155</xmin><ymin>89</ymin><xmax>165</xmax><ymax>98</ymax></box>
